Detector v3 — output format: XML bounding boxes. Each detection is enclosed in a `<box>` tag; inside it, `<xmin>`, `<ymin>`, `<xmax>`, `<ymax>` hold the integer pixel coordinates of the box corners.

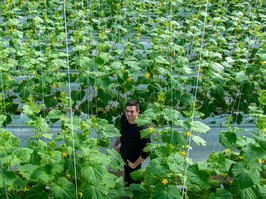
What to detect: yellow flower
<box><xmin>145</xmin><ymin>73</ymin><xmax>150</xmax><ymax>78</ymax></box>
<box><xmin>161</xmin><ymin>179</ymin><xmax>168</xmax><ymax>185</ymax></box>
<box><xmin>127</xmin><ymin>77</ymin><xmax>132</xmax><ymax>82</ymax></box>
<box><xmin>186</xmin><ymin>131</ymin><xmax>191</xmax><ymax>137</ymax></box>
<box><xmin>180</xmin><ymin>151</ymin><xmax>186</xmax><ymax>157</ymax></box>
<box><xmin>61</xmin><ymin>151</ymin><xmax>68</xmax><ymax>158</ymax></box>
<box><xmin>79</xmin><ymin>192</ymin><xmax>83</xmax><ymax>198</ymax></box>
<box><xmin>8</xmin><ymin>75</ymin><xmax>12</xmax><ymax>81</ymax></box>
<box><xmin>24</xmin><ymin>186</ymin><xmax>29</xmax><ymax>192</ymax></box>
<box><xmin>213</xmin><ymin>33</ymin><xmax>217</xmax><ymax>37</ymax></box>
<box><xmin>194</xmin><ymin>17</ymin><xmax>198</xmax><ymax>21</ymax></box>
<box><xmin>149</xmin><ymin>126</ymin><xmax>155</xmax><ymax>131</ymax></box>
<box><xmin>238</xmin><ymin>155</ymin><xmax>245</xmax><ymax>160</ymax></box>
<box><xmin>263</xmin><ymin>128</ymin><xmax>266</xmax><ymax>133</ymax></box>
<box><xmin>173</xmin><ymin>51</ymin><xmax>176</xmax><ymax>57</ymax></box>
<box><xmin>183</xmin><ymin>79</ymin><xmax>187</xmax><ymax>83</ymax></box>
<box><xmin>224</xmin><ymin>148</ymin><xmax>231</xmax><ymax>153</ymax></box>
<box><xmin>258</xmin><ymin>159</ymin><xmax>263</xmax><ymax>164</ymax></box>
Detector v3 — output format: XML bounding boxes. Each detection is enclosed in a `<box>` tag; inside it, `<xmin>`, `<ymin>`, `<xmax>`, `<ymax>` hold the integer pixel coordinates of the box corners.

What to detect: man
<box><xmin>113</xmin><ymin>100</ymin><xmax>150</xmax><ymax>185</ymax></box>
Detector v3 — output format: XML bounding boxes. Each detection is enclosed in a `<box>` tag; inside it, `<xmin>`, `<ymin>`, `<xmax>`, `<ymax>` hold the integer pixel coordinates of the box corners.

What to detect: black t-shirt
<box><xmin>120</xmin><ymin>114</ymin><xmax>150</xmax><ymax>162</ymax></box>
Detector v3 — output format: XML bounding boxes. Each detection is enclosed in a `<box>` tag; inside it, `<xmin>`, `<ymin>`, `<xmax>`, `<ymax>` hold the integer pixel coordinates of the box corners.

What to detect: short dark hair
<box><xmin>125</xmin><ymin>100</ymin><xmax>140</xmax><ymax>110</ymax></box>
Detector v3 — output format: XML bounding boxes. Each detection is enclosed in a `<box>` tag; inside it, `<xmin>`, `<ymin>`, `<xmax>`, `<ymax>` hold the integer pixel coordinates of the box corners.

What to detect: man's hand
<box><xmin>127</xmin><ymin>159</ymin><xmax>137</xmax><ymax>169</ymax></box>
<box><xmin>114</xmin><ymin>145</ymin><xmax>120</xmax><ymax>153</ymax></box>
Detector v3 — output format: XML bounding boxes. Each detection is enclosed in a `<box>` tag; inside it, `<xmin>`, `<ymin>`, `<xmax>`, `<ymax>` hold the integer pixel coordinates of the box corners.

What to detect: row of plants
<box><xmin>0</xmin><ymin>0</ymin><xmax>266</xmax><ymax>198</ymax></box>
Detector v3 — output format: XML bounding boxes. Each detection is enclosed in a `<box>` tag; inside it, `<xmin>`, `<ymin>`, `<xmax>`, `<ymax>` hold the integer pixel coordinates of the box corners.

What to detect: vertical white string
<box><xmin>182</xmin><ymin>0</ymin><xmax>209</xmax><ymax>197</ymax></box>
<box><xmin>63</xmin><ymin>1</ymin><xmax>78</xmax><ymax>198</ymax></box>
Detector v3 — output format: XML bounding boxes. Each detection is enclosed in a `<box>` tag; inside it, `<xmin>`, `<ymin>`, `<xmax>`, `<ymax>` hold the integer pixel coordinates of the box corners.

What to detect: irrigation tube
<box><xmin>182</xmin><ymin>0</ymin><xmax>209</xmax><ymax>198</ymax></box>
<box><xmin>63</xmin><ymin>1</ymin><xmax>79</xmax><ymax>198</ymax></box>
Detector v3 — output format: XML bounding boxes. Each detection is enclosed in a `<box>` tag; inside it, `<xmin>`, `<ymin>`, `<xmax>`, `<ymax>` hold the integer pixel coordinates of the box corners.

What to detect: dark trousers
<box><xmin>124</xmin><ymin>164</ymin><xmax>141</xmax><ymax>185</ymax></box>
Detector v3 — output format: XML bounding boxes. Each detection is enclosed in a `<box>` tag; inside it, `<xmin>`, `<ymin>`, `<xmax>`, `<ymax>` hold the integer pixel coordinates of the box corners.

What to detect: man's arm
<box><xmin>127</xmin><ymin>156</ymin><xmax>145</xmax><ymax>169</ymax></box>
<box><xmin>113</xmin><ymin>136</ymin><xmax>121</xmax><ymax>152</ymax></box>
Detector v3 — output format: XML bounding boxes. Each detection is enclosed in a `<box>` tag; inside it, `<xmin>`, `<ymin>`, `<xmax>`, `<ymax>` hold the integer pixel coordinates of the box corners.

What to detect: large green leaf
<box><xmin>155</xmin><ymin>56</ymin><xmax>170</xmax><ymax>65</ymax></box>
<box><xmin>191</xmin><ymin>121</ymin><xmax>210</xmax><ymax>134</ymax></box>
<box><xmin>80</xmin><ymin>163</ymin><xmax>106</xmax><ymax>184</ymax></box>
<box><xmin>161</xmin><ymin>128</ymin><xmax>186</xmax><ymax>146</ymax></box>
<box><xmin>242</xmin><ymin>144</ymin><xmax>266</xmax><ymax>161</ymax></box>
<box><xmin>152</xmin><ymin>184</ymin><xmax>181</xmax><ymax>199</ymax></box>
<box><xmin>187</xmin><ymin>164</ymin><xmax>210</xmax><ymax>188</ymax></box>
<box><xmin>0</xmin><ymin>129</ymin><xmax>20</xmax><ymax>153</ymax></box>
<box><xmin>23</xmin><ymin>104</ymin><xmax>43</xmax><ymax>116</ymax></box>
<box><xmin>219</xmin><ymin>131</ymin><xmax>237</xmax><ymax>148</ymax></box>
<box><xmin>209</xmin><ymin>188</ymin><xmax>232</xmax><ymax>199</ymax></box>
<box><xmin>30</xmin><ymin>164</ymin><xmax>54</xmax><ymax>183</ymax></box>
<box><xmin>1</xmin><ymin>171</ymin><xmax>16</xmax><ymax>190</ymax></box>
<box><xmin>102</xmin><ymin>124</ymin><xmax>120</xmax><ymax>138</ymax></box>
<box><xmin>25</xmin><ymin>117</ymin><xmax>50</xmax><ymax>133</ymax></box>
<box><xmin>46</xmin><ymin>110</ymin><xmax>64</xmax><ymax>120</ymax></box>
<box><xmin>106</xmin><ymin>148</ymin><xmax>125</xmax><ymax>172</ymax></box>
<box><xmin>19</xmin><ymin>164</ymin><xmax>39</xmax><ymax>180</ymax></box>
<box><xmin>232</xmin><ymin>162</ymin><xmax>260</xmax><ymax>189</ymax></box>
<box><xmin>146</xmin><ymin>158</ymin><xmax>169</xmax><ymax>177</ymax></box>
<box><xmin>10</xmin><ymin>148</ymin><xmax>33</xmax><ymax>165</ymax></box>
<box><xmin>50</xmin><ymin>177</ymin><xmax>75</xmax><ymax>199</ymax></box>
<box><xmin>21</xmin><ymin>184</ymin><xmax>49</xmax><ymax>199</ymax></box>
<box><xmin>130</xmin><ymin>184</ymin><xmax>151</xmax><ymax>199</ymax></box>
<box><xmin>0</xmin><ymin>115</ymin><xmax>7</xmax><ymax>127</ymax></box>
<box><xmin>259</xmin><ymin>185</ymin><xmax>266</xmax><ymax>199</ymax></box>
<box><xmin>82</xmin><ymin>184</ymin><xmax>108</xmax><ymax>199</ymax></box>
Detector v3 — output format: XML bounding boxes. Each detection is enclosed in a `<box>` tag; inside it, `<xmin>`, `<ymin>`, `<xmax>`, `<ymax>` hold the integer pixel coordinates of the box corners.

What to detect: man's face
<box><xmin>125</xmin><ymin>106</ymin><xmax>139</xmax><ymax>124</ymax></box>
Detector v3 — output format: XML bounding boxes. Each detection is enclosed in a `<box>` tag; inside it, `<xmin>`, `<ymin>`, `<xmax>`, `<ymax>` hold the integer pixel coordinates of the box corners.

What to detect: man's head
<box><xmin>125</xmin><ymin>101</ymin><xmax>140</xmax><ymax>124</ymax></box>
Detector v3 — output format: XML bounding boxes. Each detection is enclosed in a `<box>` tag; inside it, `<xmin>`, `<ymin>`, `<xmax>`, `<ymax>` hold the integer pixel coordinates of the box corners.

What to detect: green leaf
<box><xmin>12</xmin><ymin>148</ymin><xmax>33</xmax><ymax>164</ymax></box>
<box><xmin>219</xmin><ymin>131</ymin><xmax>237</xmax><ymax>148</ymax></box>
<box><xmin>50</xmin><ymin>177</ymin><xmax>75</xmax><ymax>199</ymax></box>
<box><xmin>23</xmin><ymin>104</ymin><xmax>43</xmax><ymax>116</ymax></box>
<box><xmin>259</xmin><ymin>185</ymin><xmax>266</xmax><ymax>199</ymax></box>
<box><xmin>191</xmin><ymin>121</ymin><xmax>210</xmax><ymax>134</ymax></box>
<box><xmin>191</xmin><ymin>135</ymin><xmax>206</xmax><ymax>146</ymax></box>
<box><xmin>187</xmin><ymin>164</ymin><xmax>209</xmax><ymax>187</ymax></box>
<box><xmin>242</xmin><ymin>144</ymin><xmax>266</xmax><ymax>161</ymax></box>
<box><xmin>21</xmin><ymin>184</ymin><xmax>49</xmax><ymax>199</ymax></box>
<box><xmin>106</xmin><ymin>149</ymin><xmax>124</xmax><ymax>172</ymax></box>
<box><xmin>0</xmin><ymin>129</ymin><xmax>20</xmax><ymax>153</ymax></box>
<box><xmin>130</xmin><ymin>184</ymin><xmax>151</xmax><ymax>199</ymax></box>
<box><xmin>19</xmin><ymin>164</ymin><xmax>39</xmax><ymax>180</ymax></box>
<box><xmin>102</xmin><ymin>124</ymin><xmax>120</xmax><ymax>138</ymax></box>
<box><xmin>209</xmin><ymin>188</ymin><xmax>232</xmax><ymax>199</ymax></box>
<box><xmin>146</xmin><ymin>158</ymin><xmax>169</xmax><ymax>177</ymax></box>
<box><xmin>31</xmin><ymin>164</ymin><xmax>54</xmax><ymax>183</ymax></box>
<box><xmin>232</xmin><ymin>162</ymin><xmax>260</xmax><ymax>189</ymax></box>
<box><xmin>2</xmin><ymin>171</ymin><xmax>16</xmax><ymax>190</ymax></box>
<box><xmin>80</xmin><ymin>163</ymin><xmax>106</xmax><ymax>184</ymax></box>
<box><xmin>0</xmin><ymin>115</ymin><xmax>7</xmax><ymax>127</ymax></box>
<box><xmin>46</xmin><ymin>110</ymin><xmax>64</xmax><ymax>120</ymax></box>
<box><xmin>155</xmin><ymin>56</ymin><xmax>170</xmax><ymax>65</ymax></box>
<box><xmin>167</xmin><ymin>153</ymin><xmax>184</xmax><ymax>173</ymax></box>
<box><xmin>25</xmin><ymin>117</ymin><xmax>50</xmax><ymax>133</ymax></box>
<box><xmin>82</xmin><ymin>184</ymin><xmax>108</xmax><ymax>199</ymax></box>
<box><xmin>162</xmin><ymin>109</ymin><xmax>180</xmax><ymax>122</ymax></box>
<box><xmin>161</xmin><ymin>128</ymin><xmax>186</xmax><ymax>146</ymax></box>
<box><xmin>152</xmin><ymin>184</ymin><xmax>181</xmax><ymax>199</ymax></box>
